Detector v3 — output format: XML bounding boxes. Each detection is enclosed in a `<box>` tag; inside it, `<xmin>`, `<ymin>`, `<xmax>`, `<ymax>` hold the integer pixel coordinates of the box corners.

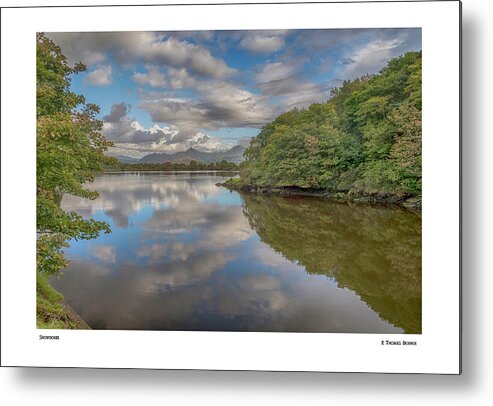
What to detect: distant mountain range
<box><xmin>109</xmin><ymin>154</ymin><xmax>140</xmax><ymax>164</ymax></box>
<box><xmin>111</xmin><ymin>145</ymin><xmax>246</xmax><ymax>165</ymax></box>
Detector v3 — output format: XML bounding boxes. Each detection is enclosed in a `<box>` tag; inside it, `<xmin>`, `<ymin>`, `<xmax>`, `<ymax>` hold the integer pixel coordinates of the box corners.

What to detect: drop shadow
<box><xmin>11</xmin><ymin>11</ymin><xmax>478</xmax><ymax>392</ymax></box>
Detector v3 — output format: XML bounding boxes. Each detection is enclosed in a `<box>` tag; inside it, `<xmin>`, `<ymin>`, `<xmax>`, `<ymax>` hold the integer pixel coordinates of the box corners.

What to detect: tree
<box><xmin>189</xmin><ymin>159</ymin><xmax>198</xmax><ymax>171</ymax></box>
<box><xmin>36</xmin><ymin>33</ymin><xmax>114</xmax><ymax>275</ymax></box>
<box><xmin>241</xmin><ymin>51</ymin><xmax>422</xmax><ymax>198</ymax></box>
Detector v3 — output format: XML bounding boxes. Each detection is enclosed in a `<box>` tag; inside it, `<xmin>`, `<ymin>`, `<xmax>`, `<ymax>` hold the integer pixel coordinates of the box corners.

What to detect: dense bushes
<box><xmin>241</xmin><ymin>51</ymin><xmax>422</xmax><ymax>197</ymax></box>
<box><xmin>115</xmin><ymin>159</ymin><xmax>239</xmax><ymax>172</ymax></box>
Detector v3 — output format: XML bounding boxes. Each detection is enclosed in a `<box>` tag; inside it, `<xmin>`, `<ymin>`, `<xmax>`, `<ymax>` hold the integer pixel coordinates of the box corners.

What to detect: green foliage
<box><xmin>36</xmin><ymin>272</ymin><xmax>76</xmax><ymax>329</ymax></box>
<box><xmin>242</xmin><ymin>51</ymin><xmax>422</xmax><ymax>198</ymax></box>
<box><xmin>224</xmin><ymin>177</ymin><xmax>243</xmax><ymax>188</ymax></box>
<box><xmin>37</xmin><ymin>272</ymin><xmax>90</xmax><ymax>329</ymax></box>
<box><xmin>37</xmin><ymin>33</ymin><xmax>113</xmax><ymax>276</ymax></box>
<box><xmin>114</xmin><ymin>160</ymin><xmax>239</xmax><ymax>171</ymax></box>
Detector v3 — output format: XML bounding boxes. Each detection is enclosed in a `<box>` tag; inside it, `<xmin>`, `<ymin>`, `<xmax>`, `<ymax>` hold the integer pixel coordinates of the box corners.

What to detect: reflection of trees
<box><xmin>241</xmin><ymin>194</ymin><xmax>422</xmax><ymax>333</ymax></box>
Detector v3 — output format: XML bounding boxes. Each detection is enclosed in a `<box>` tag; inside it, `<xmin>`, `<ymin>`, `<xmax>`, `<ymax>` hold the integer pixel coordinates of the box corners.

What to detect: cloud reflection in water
<box><xmin>54</xmin><ymin>173</ymin><xmax>420</xmax><ymax>333</ymax></box>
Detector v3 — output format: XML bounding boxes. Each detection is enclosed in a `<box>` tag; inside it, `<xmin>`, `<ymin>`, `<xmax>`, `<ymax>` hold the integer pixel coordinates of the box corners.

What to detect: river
<box><xmin>52</xmin><ymin>172</ymin><xmax>422</xmax><ymax>333</ymax></box>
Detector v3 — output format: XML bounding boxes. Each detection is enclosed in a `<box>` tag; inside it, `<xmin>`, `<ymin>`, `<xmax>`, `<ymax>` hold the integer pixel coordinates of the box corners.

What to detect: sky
<box><xmin>47</xmin><ymin>28</ymin><xmax>421</xmax><ymax>158</ymax></box>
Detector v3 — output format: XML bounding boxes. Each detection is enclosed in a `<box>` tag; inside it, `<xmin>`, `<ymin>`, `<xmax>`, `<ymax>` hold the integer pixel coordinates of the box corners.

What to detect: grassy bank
<box><xmin>36</xmin><ymin>272</ymin><xmax>90</xmax><ymax>329</ymax></box>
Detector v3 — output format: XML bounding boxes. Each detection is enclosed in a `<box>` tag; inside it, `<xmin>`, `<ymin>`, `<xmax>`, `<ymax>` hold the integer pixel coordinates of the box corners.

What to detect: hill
<box><xmin>106</xmin><ymin>154</ymin><xmax>140</xmax><ymax>164</ymax></box>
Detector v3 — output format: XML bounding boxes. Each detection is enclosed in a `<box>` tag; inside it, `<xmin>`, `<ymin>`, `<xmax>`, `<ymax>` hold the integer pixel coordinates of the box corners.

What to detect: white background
<box><xmin>0</xmin><ymin>0</ymin><xmax>460</xmax><ymax>374</ymax></box>
<box><xmin>0</xmin><ymin>0</ymin><xmax>490</xmax><ymax>404</ymax></box>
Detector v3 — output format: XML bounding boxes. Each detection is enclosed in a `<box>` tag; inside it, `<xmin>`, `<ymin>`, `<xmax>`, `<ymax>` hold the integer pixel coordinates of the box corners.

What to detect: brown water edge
<box><xmin>218</xmin><ymin>181</ymin><xmax>422</xmax><ymax>213</ymax></box>
<box><xmin>62</xmin><ymin>301</ymin><xmax>91</xmax><ymax>329</ymax></box>
<box><xmin>37</xmin><ymin>272</ymin><xmax>91</xmax><ymax>329</ymax></box>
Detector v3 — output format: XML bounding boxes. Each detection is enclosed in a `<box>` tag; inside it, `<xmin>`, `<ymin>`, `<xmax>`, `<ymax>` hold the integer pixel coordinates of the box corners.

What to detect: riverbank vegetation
<box><xmin>36</xmin><ymin>33</ymin><xmax>113</xmax><ymax>328</ymax></box>
<box><xmin>36</xmin><ymin>273</ymin><xmax>90</xmax><ymax>329</ymax></box>
<box><xmin>233</xmin><ymin>51</ymin><xmax>422</xmax><ymax>207</ymax></box>
<box><xmin>107</xmin><ymin>159</ymin><xmax>239</xmax><ymax>172</ymax></box>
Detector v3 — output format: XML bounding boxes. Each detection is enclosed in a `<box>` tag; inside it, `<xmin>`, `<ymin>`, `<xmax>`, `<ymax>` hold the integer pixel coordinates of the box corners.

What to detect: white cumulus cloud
<box><xmin>341</xmin><ymin>38</ymin><xmax>402</xmax><ymax>79</ymax></box>
<box><xmin>240</xmin><ymin>31</ymin><xmax>287</xmax><ymax>53</ymax></box>
<box><xmin>84</xmin><ymin>64</ymin><xmax>112</xmax><ymax>86</ymax></box>
<box><xmin>133</xmin><ymin>65</ymin><xmax>166</xmax><ymax>87</ymax></box>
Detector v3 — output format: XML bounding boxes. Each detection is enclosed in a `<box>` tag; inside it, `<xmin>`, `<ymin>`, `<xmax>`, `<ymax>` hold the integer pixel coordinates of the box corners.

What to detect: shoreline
<box><xmin>102</xmin><ymin>169</ymin><xmax>240</xmax><ymax>174</ymax></box>
<box><xmin>218</xmin><ymin>180</ymin><xmax>422</xmax><ymax>213</ymax></box>
<box><xmin>61</xmin><ymin>301</ymin><xmax>91</xmax><ymax>330</ymax></box>
<box><xmin>37</xmin><ymin>272</ymin><xmax>91</xmax><ymax>330</ymax></box>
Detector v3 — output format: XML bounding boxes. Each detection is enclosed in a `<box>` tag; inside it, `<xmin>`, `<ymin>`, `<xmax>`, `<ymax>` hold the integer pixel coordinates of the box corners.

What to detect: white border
<box><xmin>0</xmin><ymin>1</ymin><xmax>460</xmax><ymax>373</ymax></box>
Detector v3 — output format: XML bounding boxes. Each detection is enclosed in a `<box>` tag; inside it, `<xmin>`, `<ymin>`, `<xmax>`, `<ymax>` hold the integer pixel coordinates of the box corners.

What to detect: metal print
<box><xmin>1</xmin><ymin>1</ymin><xmax>460</xmax><ymax>373</ymax></box>
<box><xmin>36</xmin><ymin>28</ymin><xmax>422</xmax><ymax>333</ymax></box>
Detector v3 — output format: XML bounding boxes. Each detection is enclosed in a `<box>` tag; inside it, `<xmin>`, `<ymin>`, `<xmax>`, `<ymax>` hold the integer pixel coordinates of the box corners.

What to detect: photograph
<box><xmin>0</xmin><ymin>3</ymin><xmax>479</xmax><ymax>406</ymax></box>
<box><xmin>36</xmin><ymin>27</ymin><xmax>423</xmax><ymax>334</ymax></box>
<box><xmin>2</xmin><ymin>0</ymin><xmax>461</xmax><ymax>374</ymax></box>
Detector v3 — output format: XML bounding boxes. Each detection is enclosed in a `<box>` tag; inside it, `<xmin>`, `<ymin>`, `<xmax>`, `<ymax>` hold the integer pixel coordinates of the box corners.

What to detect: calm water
<box><xmin>54</xmin><ymin>172</ymin><xmax>422</xmax><ymax>333</ymax></box>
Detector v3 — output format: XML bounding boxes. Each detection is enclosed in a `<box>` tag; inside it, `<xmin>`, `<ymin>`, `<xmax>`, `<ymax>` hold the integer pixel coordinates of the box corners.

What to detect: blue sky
<box><xmin>48</xmin><ymin>28</ymin><xmax>421</xmax><ymax>158</ymax></box>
